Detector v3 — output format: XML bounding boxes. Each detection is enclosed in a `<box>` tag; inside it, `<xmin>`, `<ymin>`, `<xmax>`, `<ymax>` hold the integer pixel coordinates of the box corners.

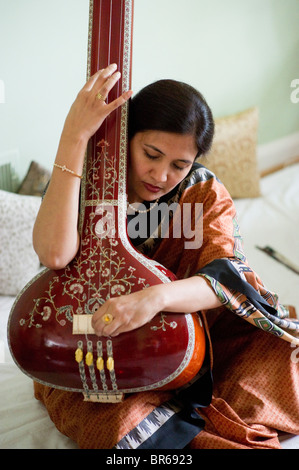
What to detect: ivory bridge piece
<box><xmin>73</xmin><ymin>314</ymin><xmax>95</xmax><ymax>335</ymax></box>
<box><xmin>83</xmin><ymin>392</ymin><xmax>124</xmax><ymax>403</ymax></box>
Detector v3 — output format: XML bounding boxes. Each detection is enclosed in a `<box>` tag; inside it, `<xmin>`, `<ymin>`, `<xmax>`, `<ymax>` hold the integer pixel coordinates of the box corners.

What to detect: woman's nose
<box><xmin>150</xmin><ymin>163</ymin><xmax>168</xmax><ymax>183</ymax></box>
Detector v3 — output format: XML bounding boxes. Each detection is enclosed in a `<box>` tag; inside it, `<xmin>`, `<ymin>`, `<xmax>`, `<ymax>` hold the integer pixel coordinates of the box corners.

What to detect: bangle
<box><xmin>53</xmin><ymin>163</ymin><xmax>82</xmax><ymax>179</ymax></box>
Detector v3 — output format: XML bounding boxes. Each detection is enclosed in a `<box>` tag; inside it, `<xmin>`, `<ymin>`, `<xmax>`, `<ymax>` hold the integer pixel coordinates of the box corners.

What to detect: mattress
<box><xmin>0</xmin><ymin>296</ymin><xmax>77</xmax><ymax>449</ymax></box>
<box><xmin>234</xmin><ymin>163</ymin><xmax>299</xmax><ymax>313</ymax></box>
<box><xmin>0</xmin><ymin>164</ymin><xmax>298</xmax><ymax>449</ymax></box>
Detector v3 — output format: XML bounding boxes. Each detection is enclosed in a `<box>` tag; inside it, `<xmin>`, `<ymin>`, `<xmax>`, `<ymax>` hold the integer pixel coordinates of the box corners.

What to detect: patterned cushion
<box><xmin>0</xmin><ymin>190</ymin><xmax>41</xmax><ymax>296</ymax></box>
<box><xmin>18</xmin><ymin>161</ymin><xmax>50</xmax><ymax>196</ymax></box>
<box><xmin>200</xmin><ymin>108</ymin><xmax>260</xmax><ymax>198</ymax></box>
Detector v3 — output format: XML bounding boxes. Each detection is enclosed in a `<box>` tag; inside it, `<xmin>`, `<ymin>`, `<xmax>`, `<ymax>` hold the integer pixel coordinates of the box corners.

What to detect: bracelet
<box><xmin>53</xmin><ymin>163</ymin><xmax>82</xmax><ymax>179</ymax></box>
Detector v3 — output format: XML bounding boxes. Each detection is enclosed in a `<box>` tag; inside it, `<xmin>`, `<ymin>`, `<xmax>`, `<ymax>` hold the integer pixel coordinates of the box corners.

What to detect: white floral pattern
<box><xmin>0</xmin><ymin>190</ymin><xmax>41</xmax><ymax>296</ymax></box>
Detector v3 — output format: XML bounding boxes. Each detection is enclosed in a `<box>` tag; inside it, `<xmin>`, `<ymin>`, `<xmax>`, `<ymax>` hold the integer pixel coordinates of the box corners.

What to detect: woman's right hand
<box><xmin>62</xmin><ymin>63</ymin><xmax>133</xmax><ymax>143</ymax></box>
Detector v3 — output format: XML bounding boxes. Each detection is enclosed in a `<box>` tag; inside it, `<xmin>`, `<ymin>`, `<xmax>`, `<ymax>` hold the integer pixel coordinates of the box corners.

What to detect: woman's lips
<box><xmin>142</xmin><ymin>182</ymin><xmax>162</xmax><ymax>193</ymax></box>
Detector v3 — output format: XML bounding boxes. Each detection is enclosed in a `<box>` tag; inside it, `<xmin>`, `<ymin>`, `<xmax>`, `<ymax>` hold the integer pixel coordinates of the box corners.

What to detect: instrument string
<box><xmin>84</xmin><ymin>1</ymin><xmax>95</xmax><ymax>325</ymax></box>
<box><xmin>91</xmin><ymin>0</ymin><xmax>103</xmax><ymax>319</ymax></box>
<box><xmin>107</xmin><ymin>0</ymin><xmax>114</xmax><ymax>304</ymax></box>
<box><xmin>110</xmin><ymin>0</ymin><xmax>123</xmax><ymax>301</ymax></box>
<box><xmin>101</xmin><ymin>0</ymin><xmax>107</xmax><ymax>307</ymax></box>
<box><xmin>90</xmin><ymin>0</ymin><xmax>99</xmax><ymax>318</ymax></box>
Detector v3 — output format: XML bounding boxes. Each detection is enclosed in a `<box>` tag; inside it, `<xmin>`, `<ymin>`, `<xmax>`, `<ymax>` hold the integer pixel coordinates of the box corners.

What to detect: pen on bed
<box><xmin>256</xmin><ymin>246</ymin><xmax>299</xmax><ymax>275</ymax></box>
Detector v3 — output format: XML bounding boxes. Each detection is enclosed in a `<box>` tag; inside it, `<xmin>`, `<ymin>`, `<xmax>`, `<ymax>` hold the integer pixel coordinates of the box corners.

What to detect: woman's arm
<box><xmin>32</xmin><ymin>135</ymin><xmax>86</xmax><ymax>269</ymax></box>
<box><xmin>33</xmin><ymin>64</ymin><xmax>132</xmax><ymax>269</ymax></box>
<box><xmin>92</xmin><ymin>275</ymin><xmax>222</xmax><ymax>337</ymax></box>
<box><xmin>151</xmin><ymin>275</ymin><xmax>222</xmax><ymax>312</ymax></box>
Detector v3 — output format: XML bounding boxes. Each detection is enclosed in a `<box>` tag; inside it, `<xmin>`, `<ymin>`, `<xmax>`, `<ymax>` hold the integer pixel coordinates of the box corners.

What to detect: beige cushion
<box><xmin>200</xmin><ymin>107</ymin><xmax>260</xmax><ymax>198</ymax></box>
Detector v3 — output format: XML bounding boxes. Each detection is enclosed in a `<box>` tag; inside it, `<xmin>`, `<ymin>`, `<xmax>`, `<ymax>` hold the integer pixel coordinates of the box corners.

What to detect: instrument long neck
<box><xmin>80</xmin><ymin>0</ymin><xmax>133</xmax><ymax>214</ymax></box>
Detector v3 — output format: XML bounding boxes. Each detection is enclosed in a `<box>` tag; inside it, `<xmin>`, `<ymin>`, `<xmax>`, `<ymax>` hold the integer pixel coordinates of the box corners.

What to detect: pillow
<box><xmin>18</xmin><ymin>161</ymin><xmax>51</xmax><ymax>196</ymax></box>
<box><xmin>0</xmin><ymin>190</ymin><xmax>41</xmax><ymax>296</ymax></box>
<box><xmin>200</xmin><ymin>107</ymin><xmax>260</xmax><ymax>198</ymax></box>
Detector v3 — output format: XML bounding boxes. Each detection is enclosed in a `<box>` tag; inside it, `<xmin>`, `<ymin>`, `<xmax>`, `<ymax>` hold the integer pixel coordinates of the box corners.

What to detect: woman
<box><xmin>33</xmin><ymin>64</ymin><xmax>299</xmax><ymax>449</ymax></box>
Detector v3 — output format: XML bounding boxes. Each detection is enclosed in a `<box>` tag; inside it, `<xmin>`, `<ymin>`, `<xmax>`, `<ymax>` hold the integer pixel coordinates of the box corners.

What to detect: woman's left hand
<box><xmin>91</xmin><ymin>286</ymin><xmax>161</xmax><ymax>337</ymax></box>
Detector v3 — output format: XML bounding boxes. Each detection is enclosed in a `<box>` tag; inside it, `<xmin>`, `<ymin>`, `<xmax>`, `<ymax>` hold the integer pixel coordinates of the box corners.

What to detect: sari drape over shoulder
<box><xmin>34</xmin><ymin>164</ymin><xmax>299</xmax><ymax>449</ymax></box>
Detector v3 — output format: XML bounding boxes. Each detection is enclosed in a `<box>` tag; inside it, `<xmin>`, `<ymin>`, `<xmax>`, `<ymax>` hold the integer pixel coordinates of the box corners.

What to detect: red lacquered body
<box><xmin>8</xmin><ymin>264</ymin><xmax>205</xmax><ymax>393</ymax></box>
<box><xmin>8</xmin><ymin>0</ymin><xmax>206</xmax><ymax>398</ymax></box>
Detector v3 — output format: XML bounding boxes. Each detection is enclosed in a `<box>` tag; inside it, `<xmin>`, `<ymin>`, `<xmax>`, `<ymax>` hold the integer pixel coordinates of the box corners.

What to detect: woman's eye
<box><xmin>144</xmin><ymin>150</ymin><xmax>188</xmax><ymax>172</ymax></box>
<box><xmin>173</xmin><ymin>164</ymin><xmax>185</xmax><ymax>171</ymax></box>
<box><xmin>144</xmin><ymin>151</ymin><xmax>158</xmax><ymax>160</ymax></box>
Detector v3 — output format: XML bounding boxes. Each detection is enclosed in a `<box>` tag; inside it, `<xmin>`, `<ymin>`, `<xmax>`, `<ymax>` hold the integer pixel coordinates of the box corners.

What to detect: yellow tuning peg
<box><xmin>75</xmin><ymin>348</ymin><xmax>83</xmax><ymax>363</ymax></box>
<box><xmin>106</xmin><ymin>357</ymin><xmax>114</xmax><ymax>371</ymax></box>
<box><xmin>85</xmin><ymin>351</ymin><xmax>93</xmax><ymax>366</ymax></box>
<box><xmin>96</xmin><ymin>356</ymin><xmax>104</xmax><ymax>371</ymax></box>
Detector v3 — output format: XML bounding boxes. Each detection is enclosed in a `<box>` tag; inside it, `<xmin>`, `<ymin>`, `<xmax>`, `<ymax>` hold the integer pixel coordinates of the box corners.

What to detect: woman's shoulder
<box><xmin>179</xmin><ymin>161</ymin><xmax>223</xmax><ymax>192</ymax></box>
<box><xmin>185</xmin><ymin>161</ymin><xmax>218</xmax><ymax>184</ymax></box>
<box><xmin>172</xmin><ymin>161</ymin><xmax>234</xmax><ymax>206</ymax></box>
<box><xmin>159</xmin><ymin>161</ymin><xmax>232</xmax><ymax>207</ymax></box>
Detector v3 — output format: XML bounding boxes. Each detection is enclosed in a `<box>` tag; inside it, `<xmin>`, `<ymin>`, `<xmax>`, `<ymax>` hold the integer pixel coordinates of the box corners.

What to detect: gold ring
<box><xmin>96</xmin><ymin>92</ymin><xmax>105</xmax><ymax>101</ymax></box>
<box><xmin>102</xmin><ymin>313</ymin><xmax>113</xmax><ymax>325</ymax></box>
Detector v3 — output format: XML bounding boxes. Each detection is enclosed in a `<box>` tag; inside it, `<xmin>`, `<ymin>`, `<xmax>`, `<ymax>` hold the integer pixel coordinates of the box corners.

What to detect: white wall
<box><xmin>0</xmin><ymin>0</ymin><xmax>298</xmax><ymax>180</ymax></box>
<box><xmin>0</xmin><ymin>0</ymin><xmax>89</xmax><ymax>178</ymax></box>
<box><xmin>132</xmin><ymin>0</ymin><xmax>299</xmax><ymax>145</ymax></box>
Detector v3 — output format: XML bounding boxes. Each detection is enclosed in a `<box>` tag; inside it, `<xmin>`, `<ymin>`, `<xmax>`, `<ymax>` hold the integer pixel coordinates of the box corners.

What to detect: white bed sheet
<box><xmin>0</xmin><ymin>164</ymin><xmax>298</xmax><ymax>449</ymax></box>
<box><xmin>233</xmin><ymin>164</ymin><xmax>299</xmax><ymax>450</ymax></box>
<box><xmin>0</xmin><ymin>296</ymin><xmax>77</xmax><ymax>449</ymax></box>
<box><xmin>234</xmin><ymin>163</ymin><xmax>299</xmax><ymax>313</ymax></box>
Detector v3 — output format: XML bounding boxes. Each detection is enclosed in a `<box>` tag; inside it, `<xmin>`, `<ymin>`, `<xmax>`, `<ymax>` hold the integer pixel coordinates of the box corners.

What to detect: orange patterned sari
<box><xmin>34</xmin><ymin>164</ymin><xmax>299</xmax><ymax>448</ymax></box>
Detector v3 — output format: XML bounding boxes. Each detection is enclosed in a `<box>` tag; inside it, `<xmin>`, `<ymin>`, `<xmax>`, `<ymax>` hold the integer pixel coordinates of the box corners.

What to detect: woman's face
<box><xmin>128</xmin><ymin>130</ymin><xmax>197</xmax><ymax>203</ymax></box>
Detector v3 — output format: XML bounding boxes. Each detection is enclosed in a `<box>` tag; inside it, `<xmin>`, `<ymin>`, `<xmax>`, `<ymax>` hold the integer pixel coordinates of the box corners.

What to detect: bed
<box><xmin>0</xmin><ymin>111</ymin><xmax>298</xmax><ymax>449</ymax></box>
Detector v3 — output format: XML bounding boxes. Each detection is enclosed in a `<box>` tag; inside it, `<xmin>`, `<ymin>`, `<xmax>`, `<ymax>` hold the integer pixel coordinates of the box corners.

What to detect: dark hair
<box><xmin>128</xmin><ymin>79</ymin><xmax>214</xmax><ymax>158</ymax></box>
